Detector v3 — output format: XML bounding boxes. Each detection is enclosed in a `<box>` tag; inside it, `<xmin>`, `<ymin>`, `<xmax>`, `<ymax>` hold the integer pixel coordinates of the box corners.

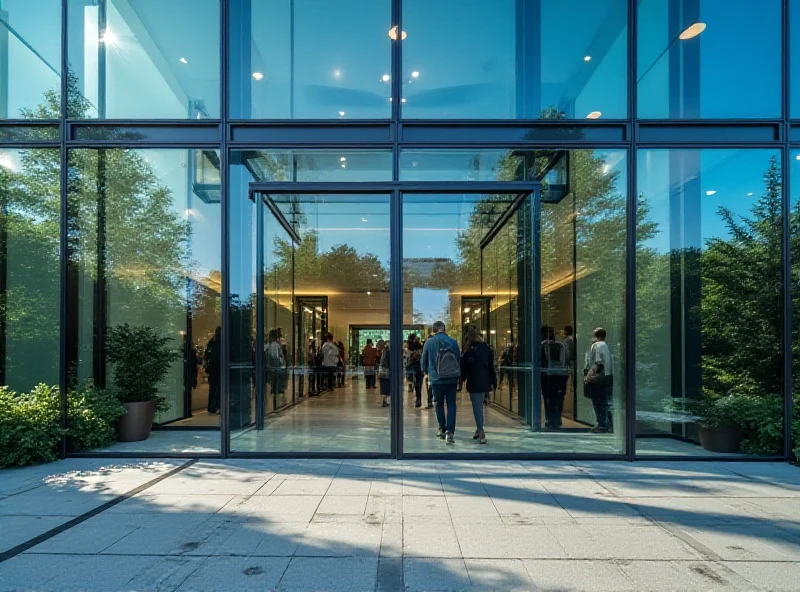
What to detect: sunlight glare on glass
<box><xmin>100</xmin><ymin>27</ymin><xmax>118</xmax><ymax>46</ymax></box>
<box><xmin>679</xmin><ymin>22</ymin><xmax>706</xmax><ymax>40</ymax></box>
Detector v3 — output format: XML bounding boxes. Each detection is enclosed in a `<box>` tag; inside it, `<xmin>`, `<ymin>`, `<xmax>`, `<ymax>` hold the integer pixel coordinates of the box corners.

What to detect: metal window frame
<box><xmin>0</xmin><ymin>0</ymin><xmax>790</xmax><ymax>461</ymax></box>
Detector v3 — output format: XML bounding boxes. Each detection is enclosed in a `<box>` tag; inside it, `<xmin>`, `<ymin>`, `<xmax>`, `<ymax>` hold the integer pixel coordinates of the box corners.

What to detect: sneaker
<box><xmin>478</xmin><ymin>433</ymin><xmax>487</xmax><ymax>445</ymax></box>
<box><xmin>437</xmin><ymin>427</ymin><xmax>446</xmax><ymax>440</ymax></box>
<box><xmin>445</xmin><ymin>432</ymin><xmax>455</xmax><ymax>445</ymax></box>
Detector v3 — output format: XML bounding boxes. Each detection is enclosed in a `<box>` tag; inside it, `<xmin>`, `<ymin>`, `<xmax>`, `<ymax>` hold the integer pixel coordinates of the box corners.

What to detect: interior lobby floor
<box><xmin>91</xmin><ymin>377</ymin><xmax>738</xmax><ymax>457</ymax></box>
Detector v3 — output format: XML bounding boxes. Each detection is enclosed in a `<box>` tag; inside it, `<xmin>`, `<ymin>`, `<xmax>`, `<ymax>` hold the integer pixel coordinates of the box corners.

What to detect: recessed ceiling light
<box><xmin>339</xmin><ymin>111</ymin><xmax>345</xmax><ymax>117</ymax></box>
<box><xmin>796</xmin><ymin>154</ymin><xmax>800</xmax><ymax>161</ymax></box>
<box><xmin>341</xmin><ymin>163</ymin><xmax>346</xmax><ymax>168</ymax></box>
<box><xmin>333</xmin><ymin>69</ymin><xmax>341</xmax><ymax>78</ymax></box>
<box><xmin>388</xmin><ymin>26</ymin><xmax>407</xmax><ymax>40</ymax></box>
<box><xmin>340</xmin><ymin>157</ymin><xmax>347</xmax><ymax>162</ymax></box>
<box><xmin>679</xmin><ymin>22</ymin><xmax>706</xmax><ymax>40</ymax></box>
<box><xmin>362</xmin><ymin>217</ymin><xmax>368</xmax><ymax>223</ymax></box>
<box><xmin>411</xmin><ymin>71</ymin><xmax>420</xmax><ymax>78</ymax></box>
<box><xmin>252</xmin><ymin>72</ymin><xmax>264</xmax><ymax>81</ymax></box>
<box><xmin>706</xmin><ymin>190</ymin><xmax>717</xmax><ymax>196</ymax></box>
<box><xmin>747</xmin><ymin>192</ymin><xmax>754</xmax><ymax>196</ymax></box>
<box><xmin>401</xmin><ymin>97</ymin><xmax>406</xmax><ymax>103</ymax></box>
<box><xmin>586</xmin><ymin>111</ymin><xmax>602</xmax><ymax>119</ymax></box>
<box><xmin>583</xmin><ymin>55</ymin><xmax>591</xmax><ymax>62</ymax></box>
<box><xmin>367</xmin><ymin>291</ymin><xmax>371</xmax><ymax>295</ymax></box>
<box><xmin>179</xmin><ymin>57</ymin><xmax>188</xmax><ymax>64</ymax></box>
<box><xmin>381</xmin><ymin>74</ymin><xmax>390</xmax><ymax>82</ymax></box>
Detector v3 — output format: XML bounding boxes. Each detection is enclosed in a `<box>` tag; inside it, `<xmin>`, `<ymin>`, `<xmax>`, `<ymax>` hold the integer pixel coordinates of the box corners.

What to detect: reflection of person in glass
<box><xmin>362</xmin><ymin>339</ymin><xmax>378</xmax><ymax>389</ymax></box>
<box><xmin>378</xmin><ymin>342</ymin><xmax>391</xmax><ymax>407</ymax></box>
<box><xmin>584</xmin><ymin>327</ymin><xmax>613</xmax><ymax>433</ymax></box>
<box><xmin>321</xmin><ymin>333</ymin><xmax>341</xmax><ymax>392</ymax></box>
<box><xmin>265</xmin><ymin>329</ymin><xmax>285</xmax><ymax>397</ymax></box>
<box><xmin>498</xmin><ymin>337</ymin><xmax>515</xmax><ymax>390</ymax></box>
<box><xmin>541</xmin><ymin>326</ymin><xmax>570</xmax><ymax>430</ymax></box>
<box><xmin>204</xmin><ymin>326</ymin><xmax>221</xmax><ymax>414</ymax></box>
<box><xmin>406</xmin><ymin>334</ymin><xmax>424</xmax><ymax>407</ymax></box>
<box><xmin>460</xmin><ymin>326</ymin><xmax>496</xmax><ymax>444</ymax></box>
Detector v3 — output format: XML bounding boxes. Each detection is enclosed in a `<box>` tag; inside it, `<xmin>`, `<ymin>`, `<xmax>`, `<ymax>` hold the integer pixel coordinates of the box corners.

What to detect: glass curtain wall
<box><xmin>67</xmin><ymin>148</ymin><xmax>221</xmax><ymax>453</ymax></box>
<box><xmin>636</xmin><ymin>149</ymin><xmax>784</xmax><ymax>457</ymax></box>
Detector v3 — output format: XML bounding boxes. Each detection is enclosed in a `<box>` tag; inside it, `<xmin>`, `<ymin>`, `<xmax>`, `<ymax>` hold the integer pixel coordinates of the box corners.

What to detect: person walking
<box><xmin>406</xmin><ymin>334</ymin><xmax>423</xmax><ymax>407</ymax></box>
<box><xmin>266</xmin><ymin>329</ymin><xmax>286</xmax><ymax>397</ymax></box>
<box><xmin>378</xmin><ymin>341</ymin><xmax>391</xmax><ymax>407</ymax></box>
<box><xmin>421</xmin><ymin>321</ymin><xmax>461</xmax><ymax>444</ymax></box>
<box><xmin>321</xmin><ymin>333</ymin><xmax>341</xmax><ymax>392</ymax></box>
<box><xmin>460</xmin><ymin>326</ymin><xmax>496</xmax><ymax>444</ymax></box>
<box><xmin>336</xmin><ymin>340</ymin><xmax>346</xmax><ymax>387</ymax></box>
<box><xmin>204</xmin><ymin>326</ymin><xmax>221</xmax><ymax>414</ymax></box>
<box><xmin>541</xmin><ymin>326</ymin><xmax>570</xmax><ymax>430</ymax></box>
<box><xmin>584</xmin><ymin>327</ymin><xmax>613</xmax><ymax>433</ymax></box>
<box><xmin>362</xmin><ymin>339</ymin><xmax>378</xmax><ymax>389</ymax></box>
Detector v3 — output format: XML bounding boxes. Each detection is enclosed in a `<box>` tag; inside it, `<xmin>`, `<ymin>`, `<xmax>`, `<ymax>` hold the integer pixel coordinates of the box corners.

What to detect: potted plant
<box><xmin>106</xmin><ymin>324</ymin><xmax>179</xmax><ymax>442</ymax></box>
<box><xmin>685</xmin><ymin>395</ymin><xmax>745</xmax><ymax>453</ymax></box>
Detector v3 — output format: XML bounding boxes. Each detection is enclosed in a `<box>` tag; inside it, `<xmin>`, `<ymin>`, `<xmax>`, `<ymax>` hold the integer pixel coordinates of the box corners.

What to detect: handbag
<box><xmin>584</xmin><ymin>363</ymin><xmax>605</xmax><ymax>387</ymax></box>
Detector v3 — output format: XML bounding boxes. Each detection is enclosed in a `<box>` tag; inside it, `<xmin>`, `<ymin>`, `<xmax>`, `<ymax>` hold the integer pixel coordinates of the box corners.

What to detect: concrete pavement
<box><xmin>1</xmin><ymin>459</ymin><xmax>800</xmax><ymax>591</ymax></box>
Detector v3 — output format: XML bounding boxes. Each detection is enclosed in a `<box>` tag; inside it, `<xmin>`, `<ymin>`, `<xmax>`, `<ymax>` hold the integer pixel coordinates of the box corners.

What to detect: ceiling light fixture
<box><xmin>747</xmin><ymin>192</ymin><xmax>754</xmax><ymax>196</ymax></box>
<box><xmin>388</xmin><ymin>26</ymin><xmax>407</xmax><ymax>40</ymax></box>
<box><xmin>252</xmin><ymin>72</ymin><xmax>264</xmax><ymax>81</ymax></box>
<box><xmin>706</xmin><ymin>190</ymin><xmax>717</xmax><ymax>196</ymax></box>
<box><xmin>179</xmin><ymin>57</ymin><xmax>188</xmax><ymax>64</ymax></box>
<box><xmin>333</xmin><ymin>69</ymin><xmax>341</xmax><ymax>78</ymax></box>
<box><xmin>339</xmin><ymin>111</ymin><xmax>345</xmax><ymax>117</ymax></box>
<box><xmin>401</xmin><ymin>97</ymin><xmax>406</xmax><ymax>103</ymax></box>
<box><xmin>679</xmin><ymin>22</ymin><xmax>706</xmax><ymax>40</ymax></box>
<box><xmin>362</xmin><ymin>217</ymin><xmax>368</xmax><ymax>222</ymax></box>
<box><xmin>411</xmin><ymin>71</ymin><xmax>420</xmax><ymax>78</ymax></box>
<box><xmin>340</xmin><ymin>157</ymin><xmax>347</xmax><ymax>162</ymax></box>
<box><xmin>586</xmin><ymin>111</ymin><xmax>602</xmax><ymax>119</ymax></box>
<box><xmin>381</xmin><ymin>74</ymin><xmax>390</xmax><ymax>82</ymax></box>
<box><xmin>583</xmin><ymin>55</ymin><xmax>591</xmax><ymax>62</ymax></box>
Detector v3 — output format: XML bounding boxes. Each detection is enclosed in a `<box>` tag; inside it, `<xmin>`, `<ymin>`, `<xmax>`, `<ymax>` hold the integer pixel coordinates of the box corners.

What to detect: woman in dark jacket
<box><xmin>460</xmin><ymin>327</ymin><xmax>497</xmax><ymax>444</ymax></box>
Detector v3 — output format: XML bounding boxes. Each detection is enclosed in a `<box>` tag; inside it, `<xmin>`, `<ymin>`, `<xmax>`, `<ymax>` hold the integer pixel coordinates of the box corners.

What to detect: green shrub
<box><xmin>106</xmin><ymin>324</ymin><xmax>179</xmax><ymax>412</ymax></box>
<box><xmin>0</xmin><ymin>384</ymin><xmax>63</xmax><ymax>468</ymax></box>
<box><xmin>67</xmin><ymin>382</ymin><xmax>125</xmax><ymax>451</ymax></box>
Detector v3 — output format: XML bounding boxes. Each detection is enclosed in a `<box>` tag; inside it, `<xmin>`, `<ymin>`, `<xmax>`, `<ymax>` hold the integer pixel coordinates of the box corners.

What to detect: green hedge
<box><xmin>0</xmin><ymin>383</ymin><xmax>125</xmax><ymax>469</ymax></box>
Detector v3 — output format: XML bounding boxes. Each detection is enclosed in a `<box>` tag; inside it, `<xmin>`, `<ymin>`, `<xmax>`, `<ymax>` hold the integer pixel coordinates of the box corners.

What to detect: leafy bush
<box><xmin>106</xmin><ymin>323</ymin><xmax>180</xmax><ymax>412</ymax></box>
<box><xmin>67</xmin><ymin>382</ymin><xmax>125</xmax><ymax>451</ymax></box>
<box><xmin>0</xmin><ymin>385</ymin><xmax>63</xmax><ymax>468</ymax></box>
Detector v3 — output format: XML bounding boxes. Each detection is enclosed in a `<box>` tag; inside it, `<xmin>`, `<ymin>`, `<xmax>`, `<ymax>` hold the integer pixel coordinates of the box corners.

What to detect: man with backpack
<box><xmin>421</xmin><ymin>321</ymin><xmax>461</xmax><ymax>444</ymax></box>
<box><xmin>541</xmin><ymin>325</ymin><xmax>570</xmax><ymax>430</ymax></box>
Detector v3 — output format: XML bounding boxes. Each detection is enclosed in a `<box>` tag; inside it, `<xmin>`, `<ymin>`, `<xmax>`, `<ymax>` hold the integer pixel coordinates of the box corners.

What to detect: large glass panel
<box><xmin>0</xmin><ymin>0</ymin><xmax>61</xmax><ymax>119</ymax></box>
<box><xmin>636</xmin><ymin>149</ymin><xmax>783</xmax><ymax>457</ymax></box>
<box><xmin>0</xmin><ymin>148</ymin><xmax>59</xmax><ymax>392</ymax></box>
<box><xmin>68</xmin><ymin>0</ymin><xmax>220</xmax><ymax>119</ymax></box>
<box><xmin>229</xmin><ymin>152</ymin><xmax>391</xmax><ymax>453</ymax></box>
<box><xmin>229</xmin><ymin>0</ymin><xmax>391</xmax><ymax>119</ymax></box>
<box><xmin>234</xmin><ymin>149</ymin><xmax>392</xmax><ymax>183</ymax></box>
<box><xmin>793</xmin><ymin>151</ymin><xmax>800</xmax><ymax>461</ymax></box>
<box><xmin>638</xmin><ymin>0</ymin><xmax>781</xmax><ymax>119</ymax></box>
<box><xmin>68</xmin><ymin>148</ymin><xmax>221</xmax><ymax>453</ymax></box>
<box><xmin>401</xmin><ymin>0</ymin><xmax>627</xmax><ymax>119</ymax></box>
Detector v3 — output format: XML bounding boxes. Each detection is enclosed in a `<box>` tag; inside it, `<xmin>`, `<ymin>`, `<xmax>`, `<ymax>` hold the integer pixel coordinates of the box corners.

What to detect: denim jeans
<box><xmin>469</xmin><ymin>392</ymin><xmax>486</xmax><ymax>432</ymax></box>
<box><xmin>433</xmin><ymin>382</ymin><xmax>458</xmax><ymax>434</ymax></box>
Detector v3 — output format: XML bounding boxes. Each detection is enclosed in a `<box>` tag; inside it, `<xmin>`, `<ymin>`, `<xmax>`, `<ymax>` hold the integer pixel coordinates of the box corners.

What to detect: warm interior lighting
<box><xmin>252</xmin><ymin>72</ymin><xmax>264</xmax><ymax>81</ymax></box>
<box><xmin>388</xmin><ymin>26</ymin><xmax>407</xmax><ymax>40</ymax></box>
<box><xmin>463</xmin><ymin>307</ymin><xmax>471</xmax><ymax>313</ymax></box>
<box><xmin>679</xmin><ymin>22</ymin><xmax>706</xmax><ymax>40</ymax></box>
<box><xmin>586</xmin><ymin>111</ymin><xmax>602</xmax><ymax>119</ymax></box>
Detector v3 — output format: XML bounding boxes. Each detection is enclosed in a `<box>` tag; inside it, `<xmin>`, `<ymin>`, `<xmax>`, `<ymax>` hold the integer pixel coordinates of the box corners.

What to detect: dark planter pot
<box><xmin>699</xmin><ymin>424</ymin><xmax>742</xmax><ymax>453</ymax></box>
<box><xmin>118</xmin><ymin>401</ymin><xmax>156</xmax><ymax>442</ymax></box>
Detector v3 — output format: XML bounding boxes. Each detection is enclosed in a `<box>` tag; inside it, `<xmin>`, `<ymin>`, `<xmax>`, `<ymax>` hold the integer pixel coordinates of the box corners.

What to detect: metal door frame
<box><xmin>246</xmin><ymin>181</ymin><xmax>541</xmax><ymax>459</ymax></box>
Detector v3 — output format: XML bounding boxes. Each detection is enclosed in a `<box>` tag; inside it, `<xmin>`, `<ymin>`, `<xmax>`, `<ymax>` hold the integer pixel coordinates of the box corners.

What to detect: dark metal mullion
<box><xmin>220</xmin><ymin>0</ymin><xmax>230</xmax><ymax>458</ymax></box>
<box><xmin>531</xmin><ymin>189</ymin><xmax>542</xmax><ymax>432</ymax></box>
<box><xmin>58</xmin><ymin>0</ymin><xmax>69</xmax><ymax>458</ymax></box>
<box><xmin>255</xmin><ymin>192</ymin><xmax>265</xmax><ymax>431</ymax></box>
<box><xmin>262</xmin><ymin>194</ymin><xmax>302</xmax><ymax>244</ymax></box>
<box><xmin>479</xmin><ymin>192</ymin><xmax>530</xmax><ymax>250</ymax></box>
<box><xmin>390</xmin><ymin>188</ymin><xmax>403</xmax><ymax>458</ymax></box>
<box><xmin>782</xmin><ymin>0</ymin><xmax>793</xmax><ymax>460</ymax></box>
<box><xmin>626</xmin><ymin>0</ymin><xmax>638</xmax><ymax>461</ymax></box>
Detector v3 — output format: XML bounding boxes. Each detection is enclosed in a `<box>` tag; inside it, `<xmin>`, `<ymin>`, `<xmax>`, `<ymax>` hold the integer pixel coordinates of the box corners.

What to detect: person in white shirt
<box><xmin>320</xmin><ymin>333</ymin><xmax>341</xmax><ymax>392</ymax></box>
<box><xmin>584</xmin><ymin>327</ymin><xmax>613</xmax><ymax>433</ymax></box>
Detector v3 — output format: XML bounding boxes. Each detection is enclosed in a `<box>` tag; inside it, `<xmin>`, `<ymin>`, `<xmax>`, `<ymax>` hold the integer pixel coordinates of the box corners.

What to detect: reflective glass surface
<box><xmin>0</xmin><ymin>0</ymin><xmax>61</xmax><ymax>119</ymax></box>
<box><xmin>638</xmin><ymin>0</ymin><xmax>781</xmax><ymax>119</ymax></box>
<box><xmin>636</xmin><ymin>149</ymin><xmax>783</xmax><ymax>457</ymax></box>
<box><xmin>229</xmin><ymin>0</ymin><xmax>391</xmax><ymax>119</ymax></box>
<box><xmin>0</xmin><ymin>148</ymin><xmax>60</xmax><ymax>392</ymax></box>
<box><xmin>231</xmin><ymin>149</ymin><xmax>392</xmax><ymax>182</ymax></box>
<box><xmin>401</xmin><ymin>0</ymin><xmax>627</xmax><ymax>119</ymax></box>
<box><xmin>68</xmin><ymin>0</ymin><xmax>220</xmax><ymax>119</ymax></box>
<box><xmin>67</xmin><ymin>148</ymin><xmax>221</xmax><ymax>453</ymax></box>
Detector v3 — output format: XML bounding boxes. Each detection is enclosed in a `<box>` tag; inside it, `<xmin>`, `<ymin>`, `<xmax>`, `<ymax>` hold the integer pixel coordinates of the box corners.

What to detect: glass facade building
<box><xmin>0</xmin><ymin>0</ymin><xmax>795</xmax><ymax>460</ymax></box>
